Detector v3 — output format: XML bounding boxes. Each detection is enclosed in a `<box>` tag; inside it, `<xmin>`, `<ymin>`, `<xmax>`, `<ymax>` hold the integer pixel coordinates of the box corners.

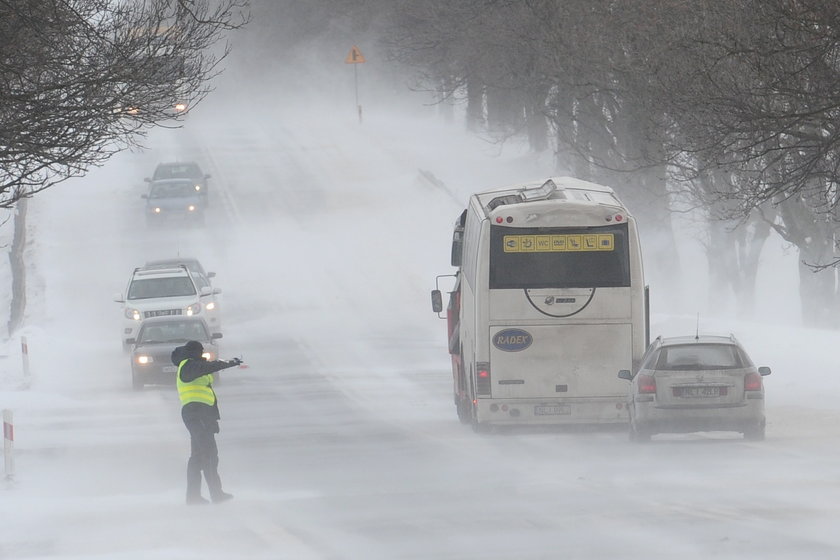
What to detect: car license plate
<box><xmin>163</xmin><ymin>366</ymin><xmax>177</xmax><ymax>373</ymax></box>
<box><xmin>535</xmin><ymin>404</ymin><xmax>570</xmax><ymax>416</ymax></box>
<box><xmin>678</xmin><ymin>386</ymin><xmax>720</xmax><ymax>398</ymax></box>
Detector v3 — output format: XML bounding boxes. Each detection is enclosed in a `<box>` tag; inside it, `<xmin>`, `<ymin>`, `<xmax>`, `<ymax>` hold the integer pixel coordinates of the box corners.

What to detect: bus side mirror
<box><xmin>451</xmin><ymin>230</ymin><xmax>463</xmax><ymax>267</ymax></box>
<box><xmin>618</xmin><ymin>369</ymin><xmax>633</xmax><ymax>381</ymax></box>
<box><xmin>431</xmin><ymin>290</ymin><xmax>443</xmax><ymax>313</ymax></box>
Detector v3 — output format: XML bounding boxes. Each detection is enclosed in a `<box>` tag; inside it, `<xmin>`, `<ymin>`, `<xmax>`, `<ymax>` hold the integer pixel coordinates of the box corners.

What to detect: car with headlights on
<box><xmin>618</xmin><ymin>335</ymin><xmax>771</xmax><ymax>442</ymax></box>
<box><xmin>128</xmin><ymin>316</ymin><xmax>222</xmax><ymax>390</ymax></box>
<box><xmin>144</xmin><ymin>258</ymin><xmax>221</xmax><ymax>330</ymax></box>
<box><xmin>114</xmin><ymin>265</ymin><xmax>216</xmax><ymax>351</ymax></box>
<box><xmin>142</xmin><ymin>178</ymin><xmax>206</xmax><ymax>226</ymax></box>
<box><xmin>146</xmin><ymin>161</ymin><xmax>210</xmax><ymax>204</ymax></box>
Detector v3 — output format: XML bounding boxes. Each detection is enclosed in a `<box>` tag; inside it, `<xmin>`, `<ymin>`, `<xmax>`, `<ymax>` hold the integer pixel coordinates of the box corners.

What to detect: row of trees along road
<box><xmin>318</xmin><ymin>0</ymin><xmax>840</xmax><ymax>327</ymax></box>
<box><xmin>0</xmin><ymin>0</ymin><xmax>248</xmax><ymax>208</ymax></box>
<box><xmin>8</xmin><ymin>0</ymin><xmax>840</xmax><ymax>327</ymax></box>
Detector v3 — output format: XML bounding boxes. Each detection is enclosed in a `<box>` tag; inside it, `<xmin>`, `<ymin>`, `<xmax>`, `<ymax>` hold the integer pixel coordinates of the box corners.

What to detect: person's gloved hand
<box><xmin>228</xmin><ymin>357</ymin><xmax>242</xmax><ymax>367</ymax></box>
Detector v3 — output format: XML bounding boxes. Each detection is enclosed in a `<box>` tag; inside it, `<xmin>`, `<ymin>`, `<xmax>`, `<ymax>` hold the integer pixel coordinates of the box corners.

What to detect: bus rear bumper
<box><xmin>475</xmin><ymin>397</ymin><xmax>629</xmax><ymax>425</ymax></box>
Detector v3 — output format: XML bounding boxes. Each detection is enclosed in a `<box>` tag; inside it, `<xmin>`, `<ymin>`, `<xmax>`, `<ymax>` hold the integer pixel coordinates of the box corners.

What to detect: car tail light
<box><xmin>744</xmin><ymin>372</ymin><xmax>763</xmax><ymax>391</ymax></box>
<box><xmin>476</xmin><ymin>362</ymin><xmax>491</xmax><ymax>396</ymax></box>
<box><xmin>637</xmin><ymin>373</ymin><xmax>656</xmax><ymax>394</ymax></box>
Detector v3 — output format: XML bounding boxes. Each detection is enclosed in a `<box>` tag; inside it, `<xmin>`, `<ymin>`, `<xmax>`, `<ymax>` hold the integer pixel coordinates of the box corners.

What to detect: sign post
<box><xmin>344</xmin><ymin>45</ymin><xmax>366</xmax><ymax>123</ymax></box>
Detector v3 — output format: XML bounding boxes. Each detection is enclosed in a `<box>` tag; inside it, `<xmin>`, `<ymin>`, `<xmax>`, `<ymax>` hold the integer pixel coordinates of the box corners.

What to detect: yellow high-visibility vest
<box><xmin>176</xmin><ymin>359</ymin><xmax>216</xmax><ymax>406</ymax></box>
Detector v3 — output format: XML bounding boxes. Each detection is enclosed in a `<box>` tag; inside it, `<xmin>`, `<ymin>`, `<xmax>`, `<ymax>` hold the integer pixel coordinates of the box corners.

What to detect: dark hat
<box><xmin>184</xmin><ymin>340</ymin><xmax>204</xmax><ymax>359</ymax></box>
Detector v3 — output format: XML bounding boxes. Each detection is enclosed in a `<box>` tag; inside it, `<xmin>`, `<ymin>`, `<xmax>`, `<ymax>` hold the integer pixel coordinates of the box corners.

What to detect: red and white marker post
<box><xmin>3</xmin><ymin>409</ymin><xmax>13</xmax><ymax>480</ymax></box>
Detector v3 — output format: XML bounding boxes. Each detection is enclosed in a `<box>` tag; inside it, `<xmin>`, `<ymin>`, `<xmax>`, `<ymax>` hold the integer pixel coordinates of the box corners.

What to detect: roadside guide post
<box><xmin>3</xmin><ymin>409</ymin><xmax>13</xmax><ymax>481</ymax></box>
<box><xmin>21</xmin><ymin>336</ymin><xmax>30</xmax><ymax>388</ymax></box>
<box><xmin>345</xmin><ymin>45</ymin><xmax>366</xmax><ymax>124</ymax></box>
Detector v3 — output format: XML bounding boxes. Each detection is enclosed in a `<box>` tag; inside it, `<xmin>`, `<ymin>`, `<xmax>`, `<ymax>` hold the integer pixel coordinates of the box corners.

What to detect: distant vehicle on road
<box><xmin>144</xmin><ymin>258</ymin><xmax>221</xmax><ymax>326</ymax></box>
<box><xmin>619</xmin><ymin>334</ymin><xmax>771</xmax><ymax>442</ymax></box>
<box><xmin>114</xmin><ymin>265</ymin><xmax>219</xmax><ymax>351</ymax></box>
<box><xmin>142</xmin><ymin>178</ymin><xmax>205</xmax><ymax>226</ymax></box>
<box><xmin>146</xmin><ymin>161</ymin><xmax>210</xmax><ymax>203</ymax></box>
<box><xmin>128</xmin><ymin>316</ymin><xmax>222</xmax><ymax>390</ymax></box>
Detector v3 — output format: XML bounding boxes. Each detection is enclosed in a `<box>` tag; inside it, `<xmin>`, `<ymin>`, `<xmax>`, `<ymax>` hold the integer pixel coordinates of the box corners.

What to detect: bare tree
<box><xmin>0</xmin><ymin>0</ymin><xmax>249</xmax><ymax>208</ymax></box>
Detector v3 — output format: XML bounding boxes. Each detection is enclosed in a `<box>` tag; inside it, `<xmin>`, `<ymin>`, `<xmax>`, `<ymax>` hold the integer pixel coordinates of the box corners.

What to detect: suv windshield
<box><xmin>150</xmin><ymin>182</ymin><xmax>199</xmax><ymax>198</ymax></box>
<box><xmin>153</xmin><ymin>163</ymin><xmax>201</xmax><ymax>180</ymax></box>
<box><xmin>128</xmin><ymin>277</ymin><xmax>196</xmax><ymax>300</ymax></box>
<box><xmin>654</xmin><ymin>344</ymin><xmax>748</xmax><ymax>370</ymax></box>
<box><xmin>139</xmin><ymin>320</ymin><xmax>209</xmax><ymax>344</ymax></box>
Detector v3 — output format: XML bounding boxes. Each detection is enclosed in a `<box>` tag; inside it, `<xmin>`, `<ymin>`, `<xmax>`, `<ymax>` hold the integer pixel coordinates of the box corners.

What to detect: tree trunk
<box><xmin>465</xmin><ymin>76</ymin><xmax>484</xmax><ymax>133</ymax></box>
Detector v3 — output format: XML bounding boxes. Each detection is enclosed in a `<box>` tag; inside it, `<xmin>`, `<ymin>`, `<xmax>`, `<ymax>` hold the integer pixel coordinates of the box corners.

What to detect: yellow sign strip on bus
<box><xmin>503</xmin><ymin>234</ymin><xmax>614</xmax><ymax>252</ymax></box>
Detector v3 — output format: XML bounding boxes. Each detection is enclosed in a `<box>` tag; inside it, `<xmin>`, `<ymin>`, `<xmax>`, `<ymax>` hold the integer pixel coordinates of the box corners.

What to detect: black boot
<box><xmin>211</xmin><ymin>491</ymin><xmax>233</xmax><ymax>504</ymax></box>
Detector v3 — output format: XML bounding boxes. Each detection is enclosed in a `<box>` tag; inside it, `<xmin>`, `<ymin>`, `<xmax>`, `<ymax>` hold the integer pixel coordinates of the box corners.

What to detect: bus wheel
<box><xmin>456</xmin><ymin>397</ymin><xmax>471</xmax><ymax>424</ymax></box>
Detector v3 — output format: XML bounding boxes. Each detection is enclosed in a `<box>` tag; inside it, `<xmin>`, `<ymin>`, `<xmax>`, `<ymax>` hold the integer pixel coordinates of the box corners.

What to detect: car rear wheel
<box><xmin>743</xmin><ymin>423</ymin><xmax>765</xmax><ymax>441</ymax></box>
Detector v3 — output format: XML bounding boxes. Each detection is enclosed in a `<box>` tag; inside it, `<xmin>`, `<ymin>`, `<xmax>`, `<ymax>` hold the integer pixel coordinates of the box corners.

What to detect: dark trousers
<box><xmin>182</xmin><ymin>410</ymin><xmax>223</xmax><ymax>499</ymax></box>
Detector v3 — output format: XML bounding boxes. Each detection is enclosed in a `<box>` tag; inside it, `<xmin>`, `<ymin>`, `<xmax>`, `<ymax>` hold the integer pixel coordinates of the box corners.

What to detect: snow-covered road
<box><xmin>2</xmin><ymin>92</ymin><xmax>840</xmax><ymax>560</ymax></box>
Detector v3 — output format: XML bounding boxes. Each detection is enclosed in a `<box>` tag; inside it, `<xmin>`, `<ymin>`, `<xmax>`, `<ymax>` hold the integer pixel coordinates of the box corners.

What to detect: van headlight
<box><xmin>125</xmin><ymin>308</ymin><xmax>142</xmax><ymax>321</ymax></box>
<box><xmin>185</xmin><ymin>303</ymin><xmax>201</xmax><ymax>316</ymax></box>
<box><xmin>136</xmin><ymin>354</ymin><xmax>153</xmax><ymax>365</ymax></box>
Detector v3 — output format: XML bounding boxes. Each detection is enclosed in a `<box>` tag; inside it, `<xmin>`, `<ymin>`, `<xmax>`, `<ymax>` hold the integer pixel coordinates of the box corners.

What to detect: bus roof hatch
<box><xmin>520</xmin><ymin>179</ymin><xmax>558</xmax><ymax>202</ymax></box>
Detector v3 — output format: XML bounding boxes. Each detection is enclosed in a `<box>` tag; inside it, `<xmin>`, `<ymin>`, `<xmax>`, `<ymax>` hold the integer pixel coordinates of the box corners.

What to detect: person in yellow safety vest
<box><xmin>171</xmin><ymin>340</ymin><xmax>242</xmax><ymax>505</ymax></box>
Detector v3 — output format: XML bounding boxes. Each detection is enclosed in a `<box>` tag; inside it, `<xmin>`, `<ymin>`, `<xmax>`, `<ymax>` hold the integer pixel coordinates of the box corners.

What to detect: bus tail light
<box><xmin>744</xmin><ymin>372</ymin><xmax>762</xmax><ymax>391</ymax></box>
<box><xmin>476</xmin><ymin>362</ymin><xmax>491</xmax><ymax>396</ymax></box>
<box><xmin>637</xmin><ymin>373</ymin><xmax>656</xmax><ymax>394</ymax></box>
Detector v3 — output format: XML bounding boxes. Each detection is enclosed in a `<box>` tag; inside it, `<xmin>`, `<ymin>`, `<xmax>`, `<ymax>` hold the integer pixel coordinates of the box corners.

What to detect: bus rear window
<box><xmin>489</xmin><ymin>223</ymin><xmax>631</xmax><ymax>289</ymax></box>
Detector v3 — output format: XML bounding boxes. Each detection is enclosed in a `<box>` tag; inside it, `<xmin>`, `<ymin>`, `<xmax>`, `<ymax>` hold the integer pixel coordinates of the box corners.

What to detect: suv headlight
<box><xmin>205</xmin><ymin>301</ymin><xmax>216</xmax><ymax>311</ymax></box>
<box><xmin>185</xmin><ymin>303</ymin><xmax>201</xmax><ymax>316</ymax></box>
<box><xmin>136</xmin><ymin>354</ymin><xmax>153</xmax><ymax>365</ymax></box>
<box><xmin>125</xmin><ymin>308</ymin><xmax>142</xmax><ymax>321</ymax></box>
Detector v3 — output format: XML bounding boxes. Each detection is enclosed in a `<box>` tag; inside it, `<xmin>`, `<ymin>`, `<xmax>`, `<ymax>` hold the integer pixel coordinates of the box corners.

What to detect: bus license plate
<box><xmin>535</xmin><ymin>404</ymin><xmax>570</xmax><ymax>416</ymax></box>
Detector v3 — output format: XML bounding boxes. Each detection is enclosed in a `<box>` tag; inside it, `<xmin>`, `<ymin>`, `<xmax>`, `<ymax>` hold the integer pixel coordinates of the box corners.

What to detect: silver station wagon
<box><xmin>618</xmin><ymin>335</ymin><xmax>771</xmax><ymax>442</ymax></box>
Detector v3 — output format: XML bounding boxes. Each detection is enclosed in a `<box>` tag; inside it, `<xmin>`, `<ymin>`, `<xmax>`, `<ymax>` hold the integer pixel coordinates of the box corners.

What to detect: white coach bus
<box><xmin>432</xmin><ymin>177</ymin><xmax>648</xmax><ymax>431</ymax></box>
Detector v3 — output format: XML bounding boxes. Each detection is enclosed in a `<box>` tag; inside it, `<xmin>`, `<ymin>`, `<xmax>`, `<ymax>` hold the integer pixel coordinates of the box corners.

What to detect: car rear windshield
<box><xmin>139</xmin><ymin>320</ymin><xmax>209</xmax><ymax>343</ymax></box>
<box><xmin>128</xmin><ymin>277</ymin><xmax>196</xmax><ymax>300</ymax></box>
<box><xmin>654</xmin><ymin>344</ymin><xmax>749</xmax><ymax>370</ymax></box>
<box><xmin>489</xmin><ymin>222</ymin><xmax>631</xmax><ymax>289</ymax></box>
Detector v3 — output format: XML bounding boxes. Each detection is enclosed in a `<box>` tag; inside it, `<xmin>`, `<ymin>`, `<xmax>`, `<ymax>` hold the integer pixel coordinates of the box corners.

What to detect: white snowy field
<box><xmin>1</xmin><ymin>77</ymin><xmax>840</xmax><ymax>560</ymax></box>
